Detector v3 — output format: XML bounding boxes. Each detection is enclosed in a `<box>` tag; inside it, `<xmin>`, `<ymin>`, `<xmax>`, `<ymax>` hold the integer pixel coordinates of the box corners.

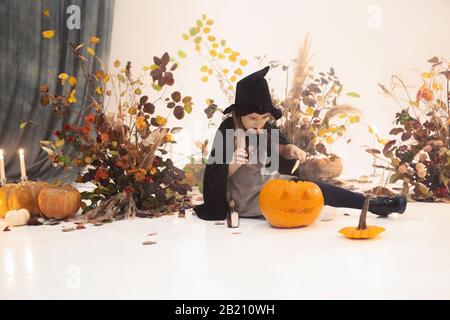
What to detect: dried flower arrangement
<box><xmin>368</xmin><ymin>56</ymin><xmax>450</xmax><ymax>201</ymax></box>
<box><xmin>266</xmin><ymin>34</ymin><xmax>362</xmax><ymax>181</ymax></box>
<box><xmin>28</xmin><ymin>10</ymin><xmax>195</xmax><ymax>222</ymax></box>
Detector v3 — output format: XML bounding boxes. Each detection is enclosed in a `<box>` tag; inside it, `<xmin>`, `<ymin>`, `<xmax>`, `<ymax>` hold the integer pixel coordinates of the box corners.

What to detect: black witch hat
<box><xmin>222</xmin><ymin>66</ymin><xmax>282</xmax><ymax>120</ymax></box>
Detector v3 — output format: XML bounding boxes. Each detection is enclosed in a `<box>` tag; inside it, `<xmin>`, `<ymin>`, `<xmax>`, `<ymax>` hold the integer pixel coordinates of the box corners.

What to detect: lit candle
<box><xmin>19</xmin><ymin>149</ymin><xmax>27</xmax><ymax>180</ymax></box>
<box><xmin>0</xmin><ymin>149</ymin><xmax>5</xmax><ymax>183</ymax></box>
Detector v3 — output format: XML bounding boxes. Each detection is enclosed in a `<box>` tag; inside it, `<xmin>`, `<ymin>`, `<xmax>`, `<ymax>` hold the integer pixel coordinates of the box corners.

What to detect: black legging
<box><xmin>291</xmin><ymin>177</ymin><xmax>366</xmax><ymax>210</ymax></box>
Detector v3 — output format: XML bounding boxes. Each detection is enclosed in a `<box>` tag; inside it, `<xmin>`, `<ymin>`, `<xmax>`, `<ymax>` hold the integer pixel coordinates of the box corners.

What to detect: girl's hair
<box><xmin>231</xmin><ymin>111</ymin><xmax>245</xmax><ymax>130</ymax></box>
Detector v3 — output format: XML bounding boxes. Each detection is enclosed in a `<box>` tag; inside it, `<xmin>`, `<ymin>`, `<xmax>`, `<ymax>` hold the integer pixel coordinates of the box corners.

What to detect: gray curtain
<box><xmin>0</xmin><ymin>0</ymin><xmax>115</xmax><ymax>182</ymax></box>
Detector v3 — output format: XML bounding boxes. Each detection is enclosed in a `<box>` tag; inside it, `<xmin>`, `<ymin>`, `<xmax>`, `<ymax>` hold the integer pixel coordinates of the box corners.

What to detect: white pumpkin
<box><xmin>5</xmin><ymin>208</ymin><xmax>30</xmax><ymax>226</ymax></box>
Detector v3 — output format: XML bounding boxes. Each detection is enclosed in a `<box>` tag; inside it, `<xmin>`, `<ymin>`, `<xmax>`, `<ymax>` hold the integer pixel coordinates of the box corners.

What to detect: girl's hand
<box><xmin>286</xmin><ymin>144</ymin><xmax>307</xmax><ymax>162</ymax></box>
<box><xmin>231</xmin><ymin>147</ymin><xmax>248</xmax><ymax>165</ymax></box>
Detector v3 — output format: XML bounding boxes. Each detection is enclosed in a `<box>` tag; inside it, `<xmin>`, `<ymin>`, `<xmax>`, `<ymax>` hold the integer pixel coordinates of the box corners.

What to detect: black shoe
<box><xmin>368</xmin><ymin>195</ymin><xmax>407</xmax><ymax>216</ymax></box>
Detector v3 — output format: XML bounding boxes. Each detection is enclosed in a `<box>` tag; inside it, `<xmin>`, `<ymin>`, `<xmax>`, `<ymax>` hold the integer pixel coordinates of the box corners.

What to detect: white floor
<box><xmin>1</xmin><ymin>188</ymin><xmax>450</xmax><ymax>300</ymax></box>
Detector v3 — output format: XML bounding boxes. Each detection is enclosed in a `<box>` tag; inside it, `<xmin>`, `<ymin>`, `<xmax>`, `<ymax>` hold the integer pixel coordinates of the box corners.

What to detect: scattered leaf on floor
<box><xmin>27</xmin><ymin>217</ymin><xmax>43</xmax><ymax>226</ymax></box>
<box><xmin>76</xmin><ymin>224</ymin><xmax>86</xmax><ymax>230</ymax></box>
<box><xmin>148</xmin><ymin>232</ymin><xmax>157</xmax><ymax>236</ymax></box>
<box><xmin>62</xmin><ymin>227</ymin><xmax>76</xmax><ymax>232</ymax></box>
<box><xmin>142</xmin><ymin>240</ymin><xmax>157</xmax><ymax>245</ymax></box>
<box><xmin>344</xmin><ymin>213</ymin><xmax>350</xmax><ymax>216</ymax></box>
<box><xmin>232</xmin><ymin>232</ymin><xmax>241</xmax><ymax>235</ymax></box>
<box><xmin>321</xmin><ymin>218</ymin><xmax>333</xmax><ymax>222</ymax></box>
<box><xmin>214</xmin><ymin>222</ymin><xmax>225</xmax><ymax>225</ymax></box>
<box><xmin>3</xmin><ymin>226</ymin><xmax>10</xmax><ymax>232</ymax></box>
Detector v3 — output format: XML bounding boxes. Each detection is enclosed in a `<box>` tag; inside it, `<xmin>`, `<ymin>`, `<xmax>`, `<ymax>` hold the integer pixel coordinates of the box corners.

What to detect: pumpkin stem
<box><xmin>357</xmin><ymin>197</ymin><xmax>370</xmax><ymax>230</ymax></box>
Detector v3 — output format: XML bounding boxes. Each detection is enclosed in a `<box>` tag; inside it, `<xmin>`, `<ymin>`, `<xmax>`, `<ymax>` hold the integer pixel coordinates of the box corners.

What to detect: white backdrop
<box><xmin>109</xmin><ymin>0</ymin><xmax>450</xmax><ymax>178</ymax></box>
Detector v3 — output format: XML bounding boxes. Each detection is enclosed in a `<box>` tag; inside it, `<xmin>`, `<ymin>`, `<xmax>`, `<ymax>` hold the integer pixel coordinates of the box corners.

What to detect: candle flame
<box><xmin>19</xmin><ymin>149</ymin><xmax>24</xmax><ymax>155</ymax></box>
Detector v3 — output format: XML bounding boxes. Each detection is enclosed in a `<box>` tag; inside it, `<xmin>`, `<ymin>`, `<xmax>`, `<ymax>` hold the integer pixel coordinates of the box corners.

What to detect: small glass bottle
<box><xmin>227</xmin><ymin>200</ymin><xmax>240</xmax><ymax>228</ymax></box>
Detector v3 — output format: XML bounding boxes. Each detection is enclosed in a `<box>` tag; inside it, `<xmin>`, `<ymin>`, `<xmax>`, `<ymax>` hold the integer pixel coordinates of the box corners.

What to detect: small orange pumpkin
<box><xmin>259</xmin><ymin>179</ymin><xmax>324</xmax><ymax>228</ymax></box>
<box><xmin>8</xmin><ymin>181</ymin><xmax>51</xmax><ymax>216</ymax></box>
<box><xmin>38</xmin><ymin>184</ymin><xmax>81</xmax><ymax>220</ymax></box>
<box><xmin>339</xmin><ymin>198</ymin><xmax>385</xmax><ymax>239</ymax></box>
<box><xmin>0</xmin><ymin>184</ymin><xmax>17</xmax><ymax>218</ymax></box>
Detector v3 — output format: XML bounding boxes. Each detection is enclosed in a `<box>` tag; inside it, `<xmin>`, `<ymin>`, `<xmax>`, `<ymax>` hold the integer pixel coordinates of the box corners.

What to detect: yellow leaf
<box><xmin>42</xmin><ymin>30</ymin><xmax>55</xmax><ymax>39</ymax></box>
<box><xmin>234</xmin><ymin>68</ymin><xmax>243</xmax><ymax>76</ymax></box>
<box><xmin>240</xmin><ymin>59</ymin><xmax>248</xmax><ymax>66</ymax></box>
<box><xmin>95</xmin><ymin>87</ymin><xmax>102</xmax><ymax>95</ymax></box>
<box><xmin>201</xmin><ymin>76</ymin><xmax>208</xmax><ymax>82</ymax></box>
<box><xmin>177</xmin><ymin>50</ymin><xmax>186</xmax><ymax>58</ymax></box>
<box><xmin>224</xmin><ymin>47</ymin><xmax>232</xmax><ymax>54</ymax></box>
<box><xmin>223</xmin><ymin>68</ymin><xmax>229</xmax><ymax>74</ymax></box>
<box><xmin>212</xmin><ymin>43</ymin><xmax>219</xmax><ymax>49</ymax></box>
<box><xmin>87</xmin><ymin>47</ymin><xmax>95</xmax><ymax>56</ymax></box>
<box><xmin>208</xmin><ymin>35</ymin><xmax>216</xmax><ymax>42</ymax></box>
<box><xmin>128</xmin><ymin>107</ymin><xmax>137</xmax><ymax>115</ymax></box>
<box><xmin>195</xmin><ymin>45</ymin><xmax>201</xmax><ymax>52</ymax></box>
<box><xmin>155</xmin><ymin>116</ymin><xmax>167</xmax><ymax>126</ymax></box>
<box><xmin>134</xmin><ymin>88</ymin><xmax>141</xmax><ymax>95</ymax></box>
<box><xmin>55</xmin><ymin>139</ymin><xmax>65</xmax><ymax>148</ymax></box>
<box><xmin>229</xmin><ymin>55</ymin><xmax>237</xmax><ymax>62</ymax></box>
<box><xmin>209</xmin><ymin>49</ymin><xmax>217</xmax><ymax>57</ymax></box>
<box><xmin>349</xmin><ymin>115</ymin><xmax>360</xmax><ymax>123</ymax></box>
<box><xmin>325</xmin><ymin>136</ymin><xmax>334</xmax><ymax>144</ymax></box>
<box><xmin>89</xmin><ymin>36</ymin><xmax>101</xmax><ymax>44</ymax></box>
<box><xmin>194</xmin><ymin>36</ymin><xmax>202</xmax><ymax>44</ymax></box>
<box><xmin>317</xmin><ymin>128</ymin><xmax>327</xmax><ymax>137</ymax></box>
<box><xmin>113</xmin><ymin>60</ymin><xmax>121</xmax><ymax>68</ymax></box>
<box><xmin>218</xmin><ymin>53</ymin><xmax>225</xmax><ymax>59</ymax></box>
<box><xmin>43</xmin><ymin>9</ymin><xmax>50</xmax><ymax>17</ymax></box>
<box><xmin>203</xmin><ymin>27</ymin><xmax>210</xmax><ymax>33</ymax></box>
<box><xmin>58</xmin><ymin>73</ymin><xmax>69</xmax><ymax>83</ymax></box>
<box><xmin>182</xmin><ymin>34</ymin><xmax>189</xmax><ymax>40</ymax></box>
<box><xmin>102</xmin><ymin>74</ymin><xmax>110</xmax><ymax>83</ymax></box>
<box><xmin>230</xmin><ymin>75</ymin><xmax>237</xmax><ymax>82</ymax></box>
<box><xmin>368</xmin><ymin>126</ymin><xmax>374</xmax><ymax>134</ymax></box>
<box><xmin>200</xmin><ymin>65</ymin><xmax>208</xmax><ymax>72</ymax></box>
<box><xmin>432</xmin><ymin>82</ymin><xmax>443</xmax><ymax>91</ymax></box>
<box><xmin>68</xmin><ymin>90</ymin><xmax>77</xmax><ymax>104</ymax></box>
<box><xmin>422</xmin><ymin>72</ymin><xmax>433</xmax><ymax>79</ymax></box>
<box><xmin>206</xmin><ymin>19</ymin><xmax>214</xmax><ymax>25</ymax></box>
<box><xmin>305</xmin><ymin>106</ymin><xmax>315</xmax><ymax>116</ymax></box>
<box><xmin>208</xmin><ymin>68</ymin><xmax>213</xmax><ymax>75</ymax></box>
<box><xmin>68</xmin><ymin>76</ymin><xmax>77</xmax><ymax>86</ymax></box>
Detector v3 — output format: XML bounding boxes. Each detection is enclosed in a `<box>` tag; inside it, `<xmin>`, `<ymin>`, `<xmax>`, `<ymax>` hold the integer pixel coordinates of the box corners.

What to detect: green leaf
<box><xmin>346</xmin><ymin>92</ymin><xmax>360</xmax><ymax>98</ymax></box>
<box><xmin>151</xmin><ymin>83</ymin><xmax>162</xmax><ymax>91</ymax></box>
<box><xmin>184</xmin><ymin>103</ymin><xmax>193</xmax><ymax>113</ymax></box>
<box><xmin>177</xmin><ymin>50</ymin><xmax>187</xmax><ymax>59</ymax></box>
<box><xmin>117</xmin><ymin>74</ymin><xmax>125</xmax><ymax>83</ymax></box>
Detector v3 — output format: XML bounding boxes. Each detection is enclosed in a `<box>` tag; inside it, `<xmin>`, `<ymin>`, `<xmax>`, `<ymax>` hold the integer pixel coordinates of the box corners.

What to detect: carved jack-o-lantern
<box><xmin>259</xmin><ymin>179</ymin><xmax>324</xmax><ymax>228</ymax></box>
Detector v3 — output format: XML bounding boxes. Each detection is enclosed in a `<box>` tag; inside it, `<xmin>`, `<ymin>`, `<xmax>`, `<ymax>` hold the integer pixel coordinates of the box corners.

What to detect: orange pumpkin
<box><xmin>339</xmin><ymin>198</ymin><xmax>385</xmax><ymax>239</ymax></box>
<box><xmin>259</xmin><ymin>179</ymin><xmax>324</xmax><ymax>228</ymax></box>
<box><xmin>8</xmin><ymin>181</ymin><xmax>51</xmax><ymax>216</ymax></box>
<box><xmin>0</xmin><ymin>184</ymin><xmax>17</xmax><ymax>218</ymax></box>
<box><xmin>38</xmin><ymin>184</ymin><xmax>81</xmax><ymax>220</ymax></box>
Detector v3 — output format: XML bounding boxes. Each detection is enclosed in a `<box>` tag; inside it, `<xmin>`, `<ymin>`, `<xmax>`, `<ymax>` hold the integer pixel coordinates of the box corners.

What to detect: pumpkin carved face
<box><xmin>259</xmin><ymin>179</ymin><xmax>324</xmax><ymax>228</ymax></box>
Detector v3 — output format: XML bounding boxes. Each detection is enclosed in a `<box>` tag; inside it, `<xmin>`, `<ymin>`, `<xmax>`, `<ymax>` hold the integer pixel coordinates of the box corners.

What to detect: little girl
<box><xmin>193</xmin><ymin>66</ymin><xmax>407</xmax><ymax>220</ymax></box>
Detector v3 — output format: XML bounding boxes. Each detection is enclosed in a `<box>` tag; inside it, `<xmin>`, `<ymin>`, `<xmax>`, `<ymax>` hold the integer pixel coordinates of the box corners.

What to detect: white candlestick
<box><xmin>0</xmin><ymin>149</ymin><xmax>6</xmax><ymax>183</ymax></box>
<box><xmin>19</xmin><ymin>149</ymin><xmax>27</xmax><ymax>180</ymax></box>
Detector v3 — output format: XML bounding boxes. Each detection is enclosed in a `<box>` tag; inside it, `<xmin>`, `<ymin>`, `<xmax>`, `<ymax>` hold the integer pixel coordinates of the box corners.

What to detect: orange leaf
<box><xmin>42</xmin><ymin>30</ymin><xmax>55</xmax><ymax>39</ymax></box>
